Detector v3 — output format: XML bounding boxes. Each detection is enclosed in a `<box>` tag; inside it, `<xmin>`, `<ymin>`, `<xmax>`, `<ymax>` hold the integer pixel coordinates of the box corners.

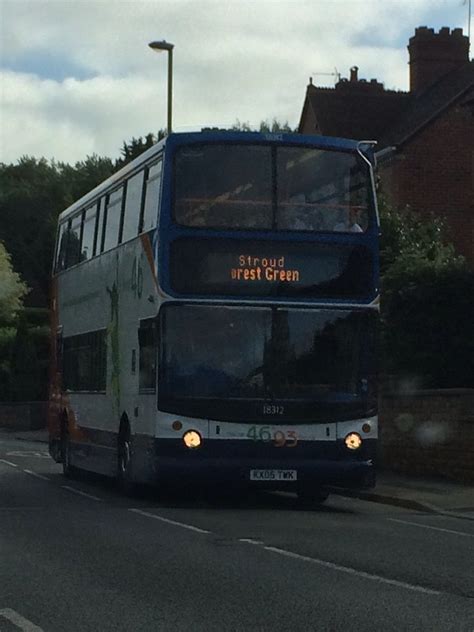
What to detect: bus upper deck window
<box><xmin>276</xmin><ymin>147</ymin><xmax>369</xmax><ymax>233</ymax></box>
<box><xmin>142</xmin><ymin>161</ymin><xmax>162</xmax><ymax>233</ymax></box>
<box><xmin>55</xmin><ymin>222</ymin><xmax>68</xmax><ymax>272</ymax></box>
<box><xmin>173</xmin><ymin>145</ymin><xmax>272</xmax><ymax>230</ymax></box>
<box><xmin>81</xmin><ymin>204</ymin><xmax>97</xmax><ymax>261</ymax></box>
<box><xmin>123</xmin><ymin>171</ymin><xmax>145</xmax><ymax>242</ymax></box>
<box><xmin>103</xmin><ymin>187</ymin><xmax>123</xmax><ymax>252</ymax></box>
<box><xmin>65</xmin><ymin>215</ymin><xmax>82</xmax><ymax>268</ymax></box>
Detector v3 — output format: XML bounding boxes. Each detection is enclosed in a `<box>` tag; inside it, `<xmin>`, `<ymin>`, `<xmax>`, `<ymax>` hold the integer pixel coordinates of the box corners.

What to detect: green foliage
<box><xmin>230</xmin><ymin>119</ymin><xmax>295</xmax><ymax>133</ymax></box>
<box><xmin>0</xmin><ymin>154</ymin><xmax>113</xmax><ymax>400</ymax></box>
<box><xmin>0</xmin><ymin>326</ymin><xmax>16</xmax><ymax>400</ymax></box>
<box><xmin>0</xmin><ymin>241</ymin><xmax>28</xmax><ymax>323</ymax></box>
<box><xmin>115</xmin><ymin>131</ymin><xmax>166</xmax><ymax>169</ymax></box>
<box><xmin>230</xmin><ymin>120</ymin><xmax>253</xmax><ymax>132</ymax></box>
<box><xmin>379</xmin><ymin>197</ymin><xmax>462</xmax><ymax>275</ymax></box>
<box><xmin>258</xmin><ymin>119</ymin><xmax>294</xmax><ymax>134</ymax></box>
<box><xmin>379</xmin><ymin>198</ymin><xmax>473</xmax><ymax>388</ymax></box>
<box><xmin>20</xmin><ymin>307</ymin><xmax>49</xmax><ymax>327</ymax></box>
<box><xmin>381</xmin><ymin>262</ymin><xmax>474</xmax><ymax>388</ymax></box>
<box><xmin>0</xmin><ymin>155</ymin><xmax>115</xmax><ymax>306</ymax></box>
<box><xmin>0</xmin><ymin>311</ymin><xmax>50</xmax><ymax>402</ymax></box>
<box><xmin>58</xmin><ymin>154</ymin><xmax>115</xmax><ymax>202</ymax></box>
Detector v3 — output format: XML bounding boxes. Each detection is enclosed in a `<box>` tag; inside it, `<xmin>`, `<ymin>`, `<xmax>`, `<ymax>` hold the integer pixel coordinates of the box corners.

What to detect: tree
<box><xmin>59</xmin><ymin>154</ymin><xmax>115</xmax><ymax>202</ymax></box>
<box><xmin>115</xmin><ymin>131</ymin><xmax>166</xmax><ymax>169</ymax></box>
<box><xmin>230</xmin><ymin>119</ymin><xmax>295</xmax><ymax>133</ymax></box>
<box><xmin>378</xmin><ymin>197</ymin><xmax>473</xmax><ymax>388</ymax></box>
<box><xmin>379</xmin><ymin>197</ymin><xmax>462</xmax><ymax>275</ymax></box>
<box><xmin>0</xmin><ymin>242</ymin><xmax>28</xmax><ymax>401</ymax></box>
<box><xmin>0</xmin><ymin>241</ymin><xmax>28</xmax><ymax>323</ymax></box>
<box><xmin>0</xmin><ymin>155</ymin><xmax>115</xmax><ymax>306</ymax></box>
<box><xmin>0</xmin><ymin>158</ymin><xmax>66</xmax><ymax>305</ymax></box>
<box><xmin>258</xmin><ymin>119</ymin><xmax>294</xmax><ymax>133</ymax></box>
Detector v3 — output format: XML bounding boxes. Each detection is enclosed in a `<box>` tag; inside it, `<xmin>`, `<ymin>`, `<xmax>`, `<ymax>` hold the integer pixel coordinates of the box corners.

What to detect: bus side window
<box><xmin>122</xmin><ymin>171</ymin><xmax>145</xmax><ymax>242</ymax></box>
<box><xmin>95</xmin><ymin>198</ymin><xmax>106</xmax><ymax>255</ymax></box>
<box><xmin>138</xmin><ymin>320</ymin><xmax>157</xmax><ymax>391</ymax></box>
<box><xmin>56</xmin><ymin>222</ymin><xmax>68</xmax><ymax>272</ymax></box>
<box><xmin>63</xmin><ymin>330</ymin><xmax>106</xmax><ymax>392</ymax></box>
<box><xmin>103</xmin><ymin>187</ymin><xmax>124</xmax><ymax>252</ymax></box>
<box><xmin>65</xmin><ymin>214</ymin><xmax>82</xmax><ymax>268</ymax></box>
<box><xmin>142</xmin><ymin>160</ymin><xmax>162</xmax><ymax>233</ymax></box>
<box><xmin>81</xmin><ymin>204</ymin><xmax>97</xmax><ymax>261</ymax></box>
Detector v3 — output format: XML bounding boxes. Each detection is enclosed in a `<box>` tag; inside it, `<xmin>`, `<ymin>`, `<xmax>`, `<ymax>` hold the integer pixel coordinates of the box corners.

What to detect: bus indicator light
<box><xmin>362</xmin><ymin>423</ymin><xmax>371</xmax><ymax>434</ymax></box>
<box><xmin>172</xmin><ymin>420</ymin><xmax>183</xmax><ymax>431</ymax></box>
<box><xmin>183</xmin><ymin>430</ymin><xmax>202</xmax><ymax>449</ymax></box>
<box><xmin>345</xmin><ymin>433</ymin><xmax>362</xmax><ymax>450</ymax></box>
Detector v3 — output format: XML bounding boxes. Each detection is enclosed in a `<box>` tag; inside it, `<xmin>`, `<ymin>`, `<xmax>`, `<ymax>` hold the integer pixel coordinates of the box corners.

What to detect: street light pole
<box><xmin>148</xmin><ymin>40</ymin><xmax>174</xmax><ymax>134</ymax></box>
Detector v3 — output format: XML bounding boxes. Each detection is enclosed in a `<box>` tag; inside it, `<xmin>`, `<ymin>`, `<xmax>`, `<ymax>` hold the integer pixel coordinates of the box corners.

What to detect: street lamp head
<box><xmin>148</xmin><ymin>40</ymin><xmax>174</xmax><ymax>52</ymax></box>
<box><xmin>148</xmin><ymin>39</ymin><xmax>174</xmax><ymax>134</ymax></box>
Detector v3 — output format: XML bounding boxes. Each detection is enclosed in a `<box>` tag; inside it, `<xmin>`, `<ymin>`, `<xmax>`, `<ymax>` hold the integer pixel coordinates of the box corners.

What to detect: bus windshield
<box><xmin>159</xmin><ymin>304</ymin><xmax>376</xmax><ymax>423</ymax></box>
<box><xmin>173</xmin><ymin>143</ymin><xmax>371</xmax><ymax>232</ymax></box>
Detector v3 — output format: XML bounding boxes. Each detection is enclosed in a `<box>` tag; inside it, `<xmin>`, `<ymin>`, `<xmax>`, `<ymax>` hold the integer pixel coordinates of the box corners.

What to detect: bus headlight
<box><xmin>183</xmin><ymin>430</ymin><xmax>202</xmax><ymax>449</ymax></box>
<box><xmin>345</xmin><ymin>432</ymin><xmax>362</xmax><ymax>450</ymax></box>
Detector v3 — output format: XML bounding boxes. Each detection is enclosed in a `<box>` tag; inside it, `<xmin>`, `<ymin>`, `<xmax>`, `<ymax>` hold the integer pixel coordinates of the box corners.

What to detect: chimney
<box><xmin>350</xmin><ymin>66</ymin><xmax>358</xmax><ymax>82</ymax></box>
<box><xmin>408</xmin><ymin>26</ymin><xmax>469</xmax><ymax>93</ymax></box>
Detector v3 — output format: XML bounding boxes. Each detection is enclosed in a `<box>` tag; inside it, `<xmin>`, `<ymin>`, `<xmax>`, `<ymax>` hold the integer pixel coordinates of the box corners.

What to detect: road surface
<box><xmin>1</xmin><ymin>435</ymin><xmax>473</xmax><ymax>631</ymax></box>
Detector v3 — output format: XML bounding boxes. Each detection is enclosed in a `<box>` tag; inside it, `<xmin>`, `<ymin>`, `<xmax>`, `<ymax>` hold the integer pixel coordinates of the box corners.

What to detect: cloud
<box><xmin>1</xmin><ymin>70</ymin><xmax>161</xmax><ymax>163</ymax></box>
<box><xmin>1</xmin><ymin>0</ymin><xmax>468</xmax><ymax>163</ymax></box>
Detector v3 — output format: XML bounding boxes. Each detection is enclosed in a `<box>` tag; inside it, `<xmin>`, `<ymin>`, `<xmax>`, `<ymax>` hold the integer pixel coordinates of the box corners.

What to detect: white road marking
<box><xmin>263</xmin><ymin>545</ymin><xmax>441</xmax><ymax>595</ymax></box>
<box><xmin>239</xmin><ymin>538</ymin><xmax>263</xmax><ymax>545</ymax></box>
<box><xmin>61</xmin><ymin>485</ymin><xmax>102</xmax><ymax>502</ymax></box>
<box><xmin>6</xmin><ymin>451</ymin><xmax>49</xmax><ymax>458</ymax></box>
<box><xmin>23</xmin><ymin>469</ymin><xmax>50</xmax><ymax>482</ymax></box>
<box><xmin>388</xmin><ymin>517</ymin><xmax>474</xmax><ymax>538</ymax></box>
<box><xmin>0</xmin><ymin>608</ymin><xmax>44</xmax><ymax>631</ymax></box>
<box><xmin>129</xmin><ymin>508</ymin><xmax>211</xmax><ymax>534</ymax></box>
<box><xmin>0</xmin><ymin>459</ymin><xmax>18</xmax><ymax>467</ymax></box>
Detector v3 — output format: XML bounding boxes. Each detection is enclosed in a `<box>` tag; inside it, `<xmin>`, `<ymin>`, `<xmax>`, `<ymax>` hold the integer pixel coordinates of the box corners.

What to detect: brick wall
<box><xmin>379</xmin><ymin>389</ymin><xmax>474</xmax><ymax>483</ymax></box>
<box><xmin>380</xmin><ymin>92</ymin><xmax>474</xmax><ymax>262</ymax></box>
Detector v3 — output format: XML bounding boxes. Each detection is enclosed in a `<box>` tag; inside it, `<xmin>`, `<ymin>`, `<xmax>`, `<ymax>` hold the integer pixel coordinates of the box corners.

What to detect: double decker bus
<box><xmin>49</xmin><ymin>131</ymin><xmax>379</xmax><ymax>503</ymax></box>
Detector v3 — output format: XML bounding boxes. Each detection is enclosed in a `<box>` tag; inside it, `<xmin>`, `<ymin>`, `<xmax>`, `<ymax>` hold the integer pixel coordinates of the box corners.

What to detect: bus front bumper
<box><xmin>139</xmin><ymin>438</ymin><xmax>377</xmax><ymax>490</ymax></box>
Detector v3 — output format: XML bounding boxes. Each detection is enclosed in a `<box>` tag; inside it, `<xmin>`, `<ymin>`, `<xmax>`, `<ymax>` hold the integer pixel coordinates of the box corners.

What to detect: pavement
<box><xmin>2</xmin><ymin>427</ymin><xmax>473</xmax><ymax>519</ymax></box>
<box><xmin>338</xmin><ymin>471</ymin><xmax>474</xmax><ymax>519</ymax></box>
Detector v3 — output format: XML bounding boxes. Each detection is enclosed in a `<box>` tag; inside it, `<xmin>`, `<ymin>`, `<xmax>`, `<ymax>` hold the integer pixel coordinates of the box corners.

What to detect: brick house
<box><xmin>298</xmin><ymin>27</ymin><xmax>474</xmax><ymax>262</ymax></box>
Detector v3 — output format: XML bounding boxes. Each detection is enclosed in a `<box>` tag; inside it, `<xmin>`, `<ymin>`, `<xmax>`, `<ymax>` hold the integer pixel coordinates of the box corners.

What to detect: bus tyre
<box><xmin>297</xmin><ymin>486</ymin><xmax>329</xmax><ymax>507</ymax></box>
<box><xmin>117</xmin><ymin>423</ymin><xmax>137</xmax><ymax>496</ymax></box>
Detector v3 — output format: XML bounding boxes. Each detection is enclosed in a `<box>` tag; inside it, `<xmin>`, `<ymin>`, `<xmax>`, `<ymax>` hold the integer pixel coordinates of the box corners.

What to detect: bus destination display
<box><xmin>170</xmin><ymin>238</ymin><xmax>372</xmax><ymax>300</ymax></box>
<box><xmin>231</xmin><ymin>255</ymin><xmax>300</xmax><ymax>283</ymax></box>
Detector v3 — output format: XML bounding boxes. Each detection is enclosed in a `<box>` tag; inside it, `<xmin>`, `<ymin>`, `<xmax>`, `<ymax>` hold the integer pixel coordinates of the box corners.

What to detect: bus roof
<box><xmin>58</xmin><ymin>131</ymin><xmax>376</xmax><ymax>224</ymax></box>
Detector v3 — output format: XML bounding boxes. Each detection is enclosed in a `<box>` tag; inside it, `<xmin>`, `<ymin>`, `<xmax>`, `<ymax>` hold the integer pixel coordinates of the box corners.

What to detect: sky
<box><xmin>1</xmin><ymin>0</ymin><xmax>471</xmax><ymax>165</ymax></box>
